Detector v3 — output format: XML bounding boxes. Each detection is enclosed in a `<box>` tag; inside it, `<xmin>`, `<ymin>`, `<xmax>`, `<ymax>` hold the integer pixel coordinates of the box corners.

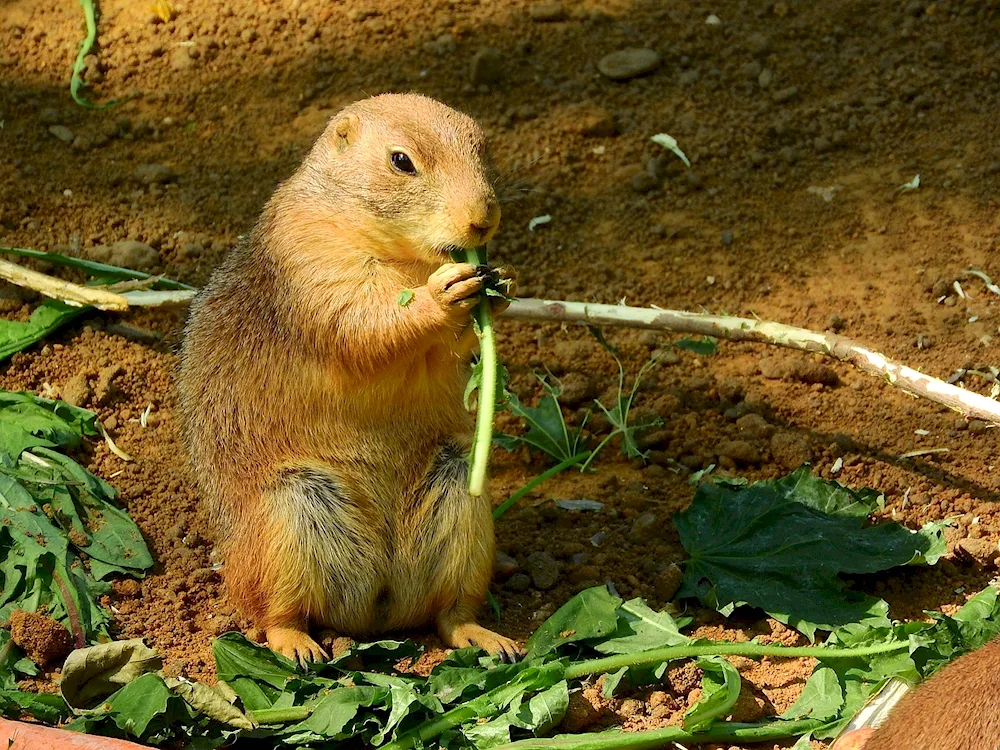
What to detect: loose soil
<box><xmin>1</xmin><ymin>0</ymin><xmax>1000</xmax><ymax>747</ymax></box>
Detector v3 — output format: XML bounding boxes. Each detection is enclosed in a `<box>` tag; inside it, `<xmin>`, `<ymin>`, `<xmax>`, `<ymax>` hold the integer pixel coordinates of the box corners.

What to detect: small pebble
<box><xmin>526</xmin><ymin>551</ymin><xmax>561</xmax><ymax>590</ymax></box>
<box><xmin>48</xmin><ymin>125</ymin><xmax>74</xmax><ymax>143</ymax></box>
<box><xmin>470</xmin><ymin>47</ymin><xmax>504</xmax><ymax>85</ymax></box>
<box><xmin>597</xmin><ymin>48</ymin><xmax>662</xmax><ymax>81</ymax></box>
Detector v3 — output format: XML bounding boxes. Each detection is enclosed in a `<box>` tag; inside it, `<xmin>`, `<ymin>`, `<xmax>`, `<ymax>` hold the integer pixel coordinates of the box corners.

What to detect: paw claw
<box><xmin>441</xmin><ymin>622</ymin><xmax>523</xmax><ymax>661</ymax></box>
<box><xmin>266</xmin><ymin>627</ymin><xmax>328</xmax><ymax>669</ymax></box>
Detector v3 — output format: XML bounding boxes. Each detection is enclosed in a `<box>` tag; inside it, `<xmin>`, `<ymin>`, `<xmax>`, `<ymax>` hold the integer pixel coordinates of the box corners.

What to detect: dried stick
<box><xmin>1</xmin><ymin>260</ymin><xmax>997</xmax><ymax>425</ymax></box>
<box><xmin>504</xmin><ymin>298</ymin><xmax>1000</xmax><ymax>425</ymax></box>
<box><xmin>0</xmin><ymin>258</ymin><xmax>128</xmax><ymax>311</ymax></box>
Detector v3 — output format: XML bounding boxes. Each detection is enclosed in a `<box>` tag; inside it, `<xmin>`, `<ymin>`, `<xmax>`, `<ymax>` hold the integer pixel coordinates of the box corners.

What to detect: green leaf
<box><xmin>0</xmin><ymin>391</ymin><xmax>97</xmax><ymax>460</ymax></box>
<box><xmin>601</xmin><ymin>667</ymin><xmax>628</xmax><ymax>698</ymax></box>
<box><xmin>428</xmin><ymin>649</ymin><xmax>524</xmax><ymax>705</ymax></box>
<box><xmin>104</xmin><ymin>672</ymin><xmax>173</xmax><ymax>737</ymax></box>
<box><xmin>224</xmin><ymin>676</ymin><xmax>280</xmax><ymax>712</ymax></box>
<box><xmin>676</xmin><ymin>468</ymin><xmax>946</xmax><ymax>637</ymax></box>
<box><xmin>465</xmin><ymin>359</ymin><xmax>509</xmax><ymax>412</ymax></box>
<box><xmin>526</xmin><ymin>586</ymin><xmax>622</xmax><ymax>658</ymax></box>
<box><xmin>285</xmin><ymin>685</ymin><xmax>387</xmax><ymax>738</ymax></box>
<box><xmin>164</xmin><ymin>677</ymin><xmax>255</xmax><ymax>730</ymax></box>
<box><xmin>0</xmin><ymin>300</ymin><xmax>85</xmax><ymax>363</ymax></box>
<box><xmin>501</xmin><ymin>375</ymin><xmax>586</xmax><ymax>464</ymax></box>
<box><xmin>674</xmin><ymin>337</ymin><xmax>717</xmax><ymax>355</ymax></box>
<box><xmin>213</xmin><ymin>633</ymin><xmax>298</xmax><ymax>690</ymax></box>
<box><xmin>593</xmin><ymin>599</ymin><xmax>692</xmax><ymax>655</ymax></box>
<box><xmin>522</xmin><ymin>680</ymin><xmax>569</xmax><ymax>734</ymax></box>
<box><xmin>464</xmin><ymin>681</ymin><xmax>569</xmax><ymax>749</ymax></box>
<box><xmin>682</xmin><ymin>656</ymin><xmax>741</xmax><ymax>731</ymax></box>
<box><xmin>0</xmin><ymin>689</ymin><xmax>70</xmax><ymax>723</ymax></box>
<box><xmin>29</xmin><ymin>447</ymin><xmax>153</xmax><ymax>572</ymax></box>
<box><xmin>781</xmin><ymin>665</ymin><xmax>844</xmax><ymax>722</ymax></box>
<box><xmin>584</xmin><ymin>332</ymin><xmax>661</xmax><ymax>467</ymax></box>
<box><xmin>397</xmin><ymin>289</ymin><xmax>415</xmax><ymax>307</ymax></box>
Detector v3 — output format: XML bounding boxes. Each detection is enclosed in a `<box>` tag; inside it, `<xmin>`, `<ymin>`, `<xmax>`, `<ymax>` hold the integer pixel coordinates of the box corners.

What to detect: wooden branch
<box><xmin>0</xmin><ymin>258</ymin><xmax>996</xmax><ymax>426</ymax></box>
<box><xmin>0</xmin><ymin>259</ymin><xmax>128</xmax><ymax>311</ymax></box>
<box><xmin>504</xmin><ymin>298</ymin><xmax>1000</xmax><ymax>426</ymax></box>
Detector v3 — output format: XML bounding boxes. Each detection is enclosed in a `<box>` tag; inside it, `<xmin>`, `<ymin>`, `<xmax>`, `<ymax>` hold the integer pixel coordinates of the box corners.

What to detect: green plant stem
<box><xmin>494</xmin><ymin>719</ymin><xmax>825</xmax><ymax>749</ymax></box>
<box><xmin>248</xmin><ymin>706</ymin><xmax>314</xmax><ymax>724</ymax></box>
<box><xmin>0</xmin><ymin>247</ymin><xmax>196</xmax><ymax>290</ymax></box>
<box><xmin>564</xmin><ymin>640</ymin><xmax>910</xmax><ymax>680</ymax></box>
<box><xmin>466</xmin><ymin>246</ymin><xmax>494</xmax><ymax>498</ymax></box>
<box><xmin>493</xmin><ymin>451</ymin><xmax>591</xmax><ymax>520</ymax></box>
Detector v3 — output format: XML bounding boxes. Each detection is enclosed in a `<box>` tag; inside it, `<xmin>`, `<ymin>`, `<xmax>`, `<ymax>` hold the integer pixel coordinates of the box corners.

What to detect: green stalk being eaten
<box><xmin>460</xmin><ymin>246</ymin><xmax>495</xmax><ymax>498</ymax></box>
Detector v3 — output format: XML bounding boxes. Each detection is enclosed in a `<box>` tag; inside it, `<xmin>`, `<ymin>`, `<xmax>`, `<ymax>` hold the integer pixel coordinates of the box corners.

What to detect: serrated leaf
<box><xmin>525</xmin><ymin>586</ymin><xmax>621</xmax><ymax>658</ymax></box>
<box><xmin>676</xmin><ymin>468</ymin><xmax>945</xmax><ymax>637</ymax></box>
<box><xmin>502</xmin><ymin>375</ymin><xmax>586</xmax><ymax>464</ymax></box>
<box><xmin>593</xmin><ymin>599</ymin><xmax>692</xmax><ymax>655</ymax></box>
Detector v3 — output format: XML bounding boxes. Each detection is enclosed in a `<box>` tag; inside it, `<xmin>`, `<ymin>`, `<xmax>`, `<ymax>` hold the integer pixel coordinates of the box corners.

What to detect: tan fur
<box><xmin>177</xmin><ymin>94</ymin><xmax>518</xmax><ymax>663</ymax></box>
<box><xmin>862</xmin><ymin>637</ymin><xmax>1000</xmax><ymax>750</ymax></box>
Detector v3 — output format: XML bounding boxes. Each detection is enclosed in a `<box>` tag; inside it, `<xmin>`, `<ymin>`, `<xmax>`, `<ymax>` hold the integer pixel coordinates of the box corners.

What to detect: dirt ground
<box><xmin>2</xmin><ymin>0</ymin><xmax>1000</xmax><ymax>747</ymax></box>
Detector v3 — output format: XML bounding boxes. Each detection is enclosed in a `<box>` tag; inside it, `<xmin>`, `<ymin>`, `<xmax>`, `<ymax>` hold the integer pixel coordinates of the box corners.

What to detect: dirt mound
<box><xmin>9</xmin><ymin>610</ymin><xmax>73</xmax><ymax>667</ymax></box>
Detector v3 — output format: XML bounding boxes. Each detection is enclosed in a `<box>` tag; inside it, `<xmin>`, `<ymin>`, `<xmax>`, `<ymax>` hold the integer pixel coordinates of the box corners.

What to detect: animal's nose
<box><xmin>470</xmin><ymin>198</ymin><xmax>501</xmax><ymax>237</ymax></box>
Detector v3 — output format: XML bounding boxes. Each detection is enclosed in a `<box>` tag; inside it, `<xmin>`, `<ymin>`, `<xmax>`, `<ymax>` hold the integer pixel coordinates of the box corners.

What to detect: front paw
<box><xmin>428</xmin><ymin>263</ymin><xmax>485</xmax><ymax>323</ymax></box>
<box><xmin>267</xmin><ymin>626</ymin><xmax>329</xmax><ymax>669</ymax></box>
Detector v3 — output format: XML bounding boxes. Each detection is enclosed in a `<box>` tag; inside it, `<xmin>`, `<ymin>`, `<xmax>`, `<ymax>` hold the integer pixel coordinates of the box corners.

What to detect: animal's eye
<box><xmin>390</xmin><ymin>151</ymin><xmax>417</xmax><ymax>175</ymax></box>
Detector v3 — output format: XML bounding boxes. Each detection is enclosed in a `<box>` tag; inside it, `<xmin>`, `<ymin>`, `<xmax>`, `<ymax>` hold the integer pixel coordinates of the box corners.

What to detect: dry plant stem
<box><xmin>2</xmin><ymin>261</ymin><xmax>995</xmax><ymax>426</ymax></box>
<box><xmin>505</xmin><ymin>298</ymin><xmax>1000</xmax><ymax>426</ymax></box>
<box><xmin>0</xmin><ymin>259</ymin><xmax>128</xmax><ymax>312</ymax></box>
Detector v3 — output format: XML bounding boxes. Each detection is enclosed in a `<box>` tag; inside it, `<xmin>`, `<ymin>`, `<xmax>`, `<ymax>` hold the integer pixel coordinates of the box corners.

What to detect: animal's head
<box><xmin>299</xmin><ymin>93</ymin><xmax>500</xmax><ymax>265</ymax></box>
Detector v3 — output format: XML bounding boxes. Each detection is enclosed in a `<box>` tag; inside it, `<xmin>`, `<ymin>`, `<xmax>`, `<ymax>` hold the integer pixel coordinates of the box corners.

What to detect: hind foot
<box><xmin>440</xmin><ymin>621</ymin><xmax>523</xmax><ymax>662</ymax></box>
<box><xmin>266</xmin><ymin>626</ymin><xmax>328</xmax><ymax>668</ymax></box>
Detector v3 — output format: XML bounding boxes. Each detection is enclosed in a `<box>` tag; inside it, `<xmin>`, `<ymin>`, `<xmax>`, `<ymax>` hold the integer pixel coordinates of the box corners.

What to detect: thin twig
<box><xmin>504</xmin><ymin>298</ymin><xmax>1000</xmax><ymax>425</ymax></box>
<box><xmin>0</xmin><ymin>259</ymin><xmax>128</xmax><ymax>311</ymax></box>
<box><xmin>0</xmin><ymin>260</ymin><xmax>996</xmax><ymax>426</ymax></box>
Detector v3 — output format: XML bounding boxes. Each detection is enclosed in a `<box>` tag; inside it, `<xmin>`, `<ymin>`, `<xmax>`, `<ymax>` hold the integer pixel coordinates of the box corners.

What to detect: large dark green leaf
<box><xmin>676</xmin><ymin>468</ymin><xmax>947</xmax><ymax>638</ymax></box>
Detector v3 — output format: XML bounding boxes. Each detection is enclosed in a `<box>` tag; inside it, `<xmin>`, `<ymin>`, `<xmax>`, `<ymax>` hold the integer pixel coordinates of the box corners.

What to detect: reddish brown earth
<box><xmin>2</xmin><ymin>0</ymin><xmax>1000</xmax><ymax>747</ymax></box>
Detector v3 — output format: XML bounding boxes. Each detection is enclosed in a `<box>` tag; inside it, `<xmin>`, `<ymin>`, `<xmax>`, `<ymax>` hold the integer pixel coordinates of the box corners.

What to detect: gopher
<box><xmin>177</xmin><ymin>94</ymin><xmax>519</xmax><ymax>664</ymax></box>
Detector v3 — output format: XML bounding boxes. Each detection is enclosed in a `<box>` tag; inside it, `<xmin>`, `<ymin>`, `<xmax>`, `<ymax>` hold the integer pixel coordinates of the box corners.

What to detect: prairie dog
<box><xmin>835</xmin><ymin>637</ymin><xmax>1000</xmax><ymax>750</ymax></box>
<box><xmin>177</xmin><ymin>94</ymin><xmax>518</xmax><ymax>663</ymax></box>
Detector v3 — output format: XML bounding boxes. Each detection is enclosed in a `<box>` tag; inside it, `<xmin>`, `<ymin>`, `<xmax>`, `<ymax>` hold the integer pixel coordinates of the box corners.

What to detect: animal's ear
<box><xmin>331</xmin><ymin>113</ymin><xmax>358</xmax><ymax>153</ymax></box>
